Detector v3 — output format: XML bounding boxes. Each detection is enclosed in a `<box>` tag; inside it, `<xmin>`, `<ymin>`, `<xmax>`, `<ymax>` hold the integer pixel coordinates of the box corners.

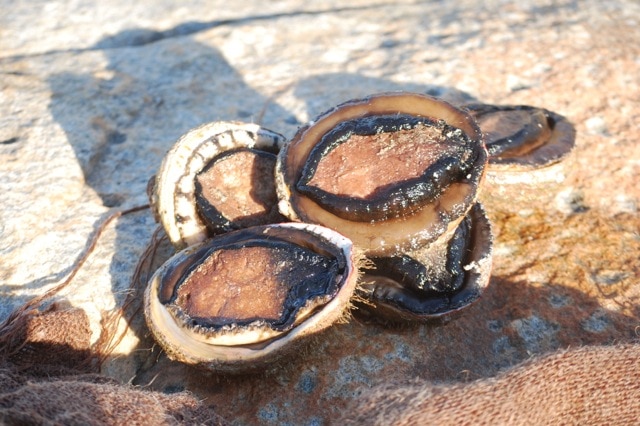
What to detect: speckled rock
<box><xmin>1</xmin><ymin>0</ymin><xmax>639</xmax><ymax>424</ymax></box>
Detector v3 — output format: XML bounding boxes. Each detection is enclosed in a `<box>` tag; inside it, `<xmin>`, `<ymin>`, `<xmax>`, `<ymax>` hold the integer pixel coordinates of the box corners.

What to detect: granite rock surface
<box><xmin>1</xmin><ymin>1</ymin><xmax>639</xmax><ymax>424</ymax></box>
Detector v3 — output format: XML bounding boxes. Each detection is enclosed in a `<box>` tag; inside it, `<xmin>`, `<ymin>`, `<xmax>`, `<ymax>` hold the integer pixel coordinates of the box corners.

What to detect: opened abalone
<box><xmin>357</xmin><ymin>203</ymin><xmax>493</xmax><ymax>322</ymax></box>
<box><xmin>144</xmin><ymin>223</ymin><xmax>358</xmax><ymax>372</ymax></box>
<box><xmin>465</xmin><ymin>103</ymin><xmax>575</xmax><ymax>169</ymax></box>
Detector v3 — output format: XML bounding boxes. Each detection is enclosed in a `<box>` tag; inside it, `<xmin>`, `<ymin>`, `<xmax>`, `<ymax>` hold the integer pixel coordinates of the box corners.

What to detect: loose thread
<box><xmin>0</xmin><ymin>204</ymin><xmax>151</xmax><ymax>359</ymax></box>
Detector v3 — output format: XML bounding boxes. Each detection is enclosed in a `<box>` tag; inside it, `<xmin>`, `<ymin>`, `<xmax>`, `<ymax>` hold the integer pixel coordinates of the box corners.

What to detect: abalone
<box><xmin>144</xmin><ymin>223</ymin><xmax>358</xmax><ymax>372</ymax></box>
<box><xmin>357</xmin><ymin>203</ymin><xmax>493</xmax><ymax>322</ymax></box>
<box><xmin>463</xmin><ymin>103</ymin><xmax>577</xmax><ymax>211</ymax></box>
<box><xmin>464</xmin><ymin>103</ymin><xmax>575</xmax><ymax>169</ymax></box>
<box><xmin>149</xmin><ymin>121</ymin><xmax>286</xmax><ymax>249</ymax></box>
<box><xmin>276</xmin><ymin>93</ymin><xmax>488</xmax><ymax>256</ymax></box>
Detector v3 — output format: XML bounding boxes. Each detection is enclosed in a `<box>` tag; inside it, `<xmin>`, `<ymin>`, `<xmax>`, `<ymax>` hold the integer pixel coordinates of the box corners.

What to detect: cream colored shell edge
<box><xmin>153</xmin><ymin>121</ymin><xmax>285</xmax><ymax>249</ymax></box>
<box><xmin>143</xmin><ymin>222</ymin><xmax>358</xmax><ymax>371</ymax></box>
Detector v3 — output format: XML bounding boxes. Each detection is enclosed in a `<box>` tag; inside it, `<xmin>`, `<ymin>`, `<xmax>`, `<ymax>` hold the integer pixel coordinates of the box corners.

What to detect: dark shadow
<box><xmin>291</xmin><ymin>72</ymin><xmax>477</xmax><ymax>120</ymax></box>
<box><xmin>2</xmin><ymin>304</ymin><xmax>96</xmax><ymax>375</ymax></box>
<box><xmin>48</xmin><ymin>29</ymin><xmax>294</xmax><ymax>207</ymax></box>
<box><xmin>131</xmin><ymin>267</ymin><xmax>640</xmax><ymax>425</ymax></box>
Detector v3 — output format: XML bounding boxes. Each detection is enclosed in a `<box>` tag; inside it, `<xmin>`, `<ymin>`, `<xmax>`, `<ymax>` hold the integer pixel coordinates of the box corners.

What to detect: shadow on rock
<box><xmin>131</xmin><ymin>264</ymin><xmax>640</xmax><ymax>425</ymax></box>
<box><xmin>46</xmin><ymin>27</ymin><xmax>293</xmax><ymax>370</ymax></box>
<box><xmin>291</xmin><ymin>72</ymin><xmax>477</xmax><ymax>119</ymax></box>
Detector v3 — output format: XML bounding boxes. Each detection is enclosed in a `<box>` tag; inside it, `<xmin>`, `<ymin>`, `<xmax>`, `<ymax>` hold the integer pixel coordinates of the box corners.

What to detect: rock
<box><xmin>1</xmin><ymin>1</ymin><xmax>640</xmax><ymax>424</ymax></box>
<box><xmin>585</xmin><ymin>116</ymin><xmax>609</xmax><ymax>136</ymax></box>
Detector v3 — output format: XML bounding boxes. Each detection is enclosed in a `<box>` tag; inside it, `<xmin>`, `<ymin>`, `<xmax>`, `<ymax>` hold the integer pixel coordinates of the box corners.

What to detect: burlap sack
<box><xmin>1</xmin><ymin>305</ymin><xmax>638</xmax><ymax>425</ymax></box>
<box><xmin>0</xmin><ymin>307</ymin><xmax>227</xmax><ymax>426</ymax></box>
<box><xmin>344</xmin><ymin>344</ymin><xmax>640</xmax><ymax>425</ymax></box>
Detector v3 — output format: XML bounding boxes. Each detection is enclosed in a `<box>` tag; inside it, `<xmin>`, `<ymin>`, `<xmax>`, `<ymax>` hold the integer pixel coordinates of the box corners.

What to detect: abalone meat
<box><xmin>149</xmin><ymin>121</ymin><xmax>286</xmax><ymax>249</ymax></box>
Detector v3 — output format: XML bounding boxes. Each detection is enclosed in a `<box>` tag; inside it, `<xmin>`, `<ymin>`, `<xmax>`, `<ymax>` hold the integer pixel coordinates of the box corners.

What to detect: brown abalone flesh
<box><xmin>144</xmin><ymin>222</ymin><xmax>359</xmax><ymax>372</ymax></box>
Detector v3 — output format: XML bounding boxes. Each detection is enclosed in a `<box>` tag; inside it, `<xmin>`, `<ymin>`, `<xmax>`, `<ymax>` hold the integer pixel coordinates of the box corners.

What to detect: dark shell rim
<box><xmin>355</xmin><ymin>202</ymin><xmax>493</xmax><ymax>322</ymax></box>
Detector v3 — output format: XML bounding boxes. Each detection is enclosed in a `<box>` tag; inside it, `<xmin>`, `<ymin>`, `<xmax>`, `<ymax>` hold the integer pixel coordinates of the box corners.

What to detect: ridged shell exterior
<box><xmin>151</xmin><ymin>121</ymin><xmax>285</xmax><ymax>249</ymax></box>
